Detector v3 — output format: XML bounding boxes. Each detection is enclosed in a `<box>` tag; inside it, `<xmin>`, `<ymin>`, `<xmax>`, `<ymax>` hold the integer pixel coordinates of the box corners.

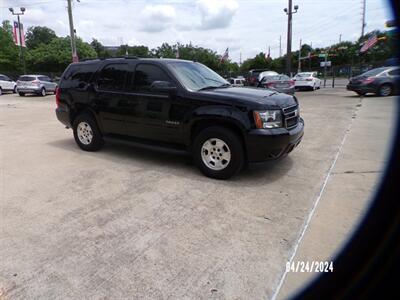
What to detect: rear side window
<box><xmin>97</xmin><ymin>63</ymin><xmax>128</xmax><ymax>91</ymax></box>
<box><xmin>38</xmin><ymin>76</ymin><xmax>50</xmax><ymax>82</ymax></box>
<box><xmin>0</xmin><ymin>75</ymin><xmax>6</xmax><ymax>81</ymax></box>
<box><xmin>18</xmin><ymin>76</ymin><xmax>36</xmax><ymax>81</ymax></box>
<box><xmin>63</xmin><ymin>64</ymin><xmax>97</xmax><ymax>88</ymax></box>
<box><xmin>132</xmin><ymin>64</ymin><xmax>171</xmax><ymax>93</ymax></box>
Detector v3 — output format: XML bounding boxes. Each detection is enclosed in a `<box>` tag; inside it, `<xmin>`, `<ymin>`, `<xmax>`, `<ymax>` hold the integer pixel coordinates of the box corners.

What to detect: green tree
<box><xmin>90</xmin><ymin>38</ymin><xmax>112</xmax><ymax>58</ymax></box>
<box><xmin>25</xmin><ymin>26</ymin><xmax>57</xmax><ymax>49</ymax></box>
<box><xmin>0</xmin><ymin>21</ymin><xmax>20</xmax><ymax>71</ymax></box>
<box><xmin>26</xmin><ymin>36</ymin><xmax>96</xmax><ymax>73</ymax></box>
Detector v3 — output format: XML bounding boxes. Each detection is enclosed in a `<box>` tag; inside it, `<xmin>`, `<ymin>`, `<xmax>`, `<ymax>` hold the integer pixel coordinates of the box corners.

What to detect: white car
<box><xmin>0</xmin><ymin>74</ymin><xmax>17</xmax><ymax>95</ymax></box>
<box><xmin>229</xmin><ymin>78</ymin><xmax>245</xmax><ymax>87</ymax></box>
<box><xmin>258</xmin><ymin>71</ymin><xmax>279</xmax><ymax>82</ymax></box>
<box><xmin>293</xmin><ymin>72</ymin><xmax>321</xmax><ymax>90</ymax></box>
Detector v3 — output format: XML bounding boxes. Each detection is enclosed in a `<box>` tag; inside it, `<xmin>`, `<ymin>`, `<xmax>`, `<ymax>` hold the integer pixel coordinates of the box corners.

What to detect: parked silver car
<box><xmin>16</xmin><ymin>75</ymin><xmax>58</xmax><ymax>96</ymax></box>
<box><xmin>0</xmin><ymin>74</ymin><xmax>17</xmax><ymax>95</ymax></box>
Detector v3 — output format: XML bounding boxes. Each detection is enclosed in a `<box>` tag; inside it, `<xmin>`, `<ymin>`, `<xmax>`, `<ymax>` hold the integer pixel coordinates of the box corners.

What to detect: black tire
<box><xmin>0</xmin><ymin>87</ymin><xmax>2</xmax><ymax>96</ymax></box>
<box><xmin>40</xmin><ymin>87</ymin><xmax>46</xmax><ymax>97</ymax></box>
<box><xmin>73</xmin><ymin>113</ymin><xmax>104</xmax><ymax>151</ymax></box>
<box><xmin>13</xmin><ymin>86</ymin><xmax>17</xmax><ymax>93</ymax></box>
<box><xmin>378</xmin><ymin>84</ymin><xmax>392</xmax><ymax>97</ymax></box>
<box><xmin>193</xmin><ymin>126</ymin><xmax>245</xmax><ymax>179</ymax></box>
<box><xmin>356</xmin><ymin>92</ymin><xmax>365</xmax><ymax>96</ymax></box>
<box><xmin>18</xmin><ymin>92</ymin><xmax>25</xmax><ymax>96</ymax></box>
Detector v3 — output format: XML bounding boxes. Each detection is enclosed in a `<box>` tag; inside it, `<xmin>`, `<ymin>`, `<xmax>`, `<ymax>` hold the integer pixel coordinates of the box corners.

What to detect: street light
<box><xmin>283</xmin><ymin>0</ymin><xmax>299</xmax><ymax>76</ymax></box>
<box><xmin>9</xmin><ymin>7</ymin><xmax>26</xmax><ymax>74</ymax></box>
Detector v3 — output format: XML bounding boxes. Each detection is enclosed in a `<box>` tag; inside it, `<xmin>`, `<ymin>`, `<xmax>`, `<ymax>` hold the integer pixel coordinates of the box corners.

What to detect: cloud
<box><xmin>140</xmin><ymin>5</ymin><xmax>176</xmax><ymax>32</ymax></box>
<box><xmin>197</xmin><ymin>0</ymin><xmax>239</xmax><ymax>30</ymax></box>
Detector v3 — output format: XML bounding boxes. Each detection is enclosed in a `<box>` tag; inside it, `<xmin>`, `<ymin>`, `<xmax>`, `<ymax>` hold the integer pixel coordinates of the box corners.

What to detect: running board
<box><xmin>103</xmin><ymin>135</ymin><xmax>190</xmax><ymax>156</ymax></box>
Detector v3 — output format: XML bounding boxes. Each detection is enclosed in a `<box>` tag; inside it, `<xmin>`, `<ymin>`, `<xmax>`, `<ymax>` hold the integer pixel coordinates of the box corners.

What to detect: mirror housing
<box><xmin>150</xmin><ymin>81</ymin><xmax>177</xmax><ymax>95</ymax></box>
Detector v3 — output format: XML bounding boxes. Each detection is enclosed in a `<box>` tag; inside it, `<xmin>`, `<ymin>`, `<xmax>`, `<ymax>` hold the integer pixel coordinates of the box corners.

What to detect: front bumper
<box><xmin>245</xmin><ymin>118</ymin><xmax>304</xmax><ymax>162</ymax></box>
<box><xmin>346</xmin><ymin>84</ymin><xmax>376</xmax><ymax>94</ymax></box>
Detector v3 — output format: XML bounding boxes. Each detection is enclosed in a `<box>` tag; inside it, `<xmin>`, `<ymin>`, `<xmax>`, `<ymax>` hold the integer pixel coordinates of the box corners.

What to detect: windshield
<box><xmin>361</xmin><ymin>67</ymin><xmax>388</xmax><ymax>77</ymax></box>
<box><xmin>18</xmin><ymin>76</ymin><xmax>36</xmax><ymax>81</ymax></box>
<box><xmin>262</xmin><ymin>75</ymin><xmax>290</xmax><ymax>82</ymax></box>
<box><xmin>167</xmin><ymin>61</ymin><xmax>229</xmax><ymax>91</ymax></box>
<box><xmin>296</xmin><ymin>73</ymin><xmax>312</xmax><ymax>77</ymax></box>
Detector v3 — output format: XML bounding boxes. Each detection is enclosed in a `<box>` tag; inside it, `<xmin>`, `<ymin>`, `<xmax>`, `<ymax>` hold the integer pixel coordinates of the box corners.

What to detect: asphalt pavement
<box><xmin>0</xmin><ymin>88</ymin><xmax>396</xmax><ymax>299</ymax></box>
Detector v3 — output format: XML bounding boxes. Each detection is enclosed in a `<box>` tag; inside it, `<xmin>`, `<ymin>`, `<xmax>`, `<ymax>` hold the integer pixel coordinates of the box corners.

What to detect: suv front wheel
<box><xmin>193</xmin><ymin>126</ymin><xmax>245</xmax><ymax>179</ymax></box>
<box><xmin>73</xmin><ymin>114</ymin><xmax>104</xmax><ymax>151</ymax></box>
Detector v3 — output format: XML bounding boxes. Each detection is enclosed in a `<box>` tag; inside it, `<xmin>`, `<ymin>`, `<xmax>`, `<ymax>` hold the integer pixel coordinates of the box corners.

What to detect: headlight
<box><xmin>253</xmin><ymin>110</ymin><xmax>282</xmax><ymax>129</ymax></box>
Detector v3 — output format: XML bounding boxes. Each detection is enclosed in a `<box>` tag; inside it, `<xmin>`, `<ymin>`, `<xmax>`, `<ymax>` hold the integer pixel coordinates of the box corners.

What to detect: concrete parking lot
<box><xmin>0</xmin><ymin>89</ymin><xmax>396</xmax><ymax>299</ymax></box>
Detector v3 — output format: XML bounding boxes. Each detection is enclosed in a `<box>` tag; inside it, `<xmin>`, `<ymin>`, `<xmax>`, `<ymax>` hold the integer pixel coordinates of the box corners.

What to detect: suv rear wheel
<box><xmin>40</xmin><ymin>87</ymin><xmax>46</xmax><ymax>97</ymax></box>
<box><xmin>73</xmin><ymin>114</ymin><xmax>103</xmax><ymax>151</ymax></box>
<box><xmin>193</xmin><ymin>126</ymin><xmax>244</xmax><ymax>179</ymax></box>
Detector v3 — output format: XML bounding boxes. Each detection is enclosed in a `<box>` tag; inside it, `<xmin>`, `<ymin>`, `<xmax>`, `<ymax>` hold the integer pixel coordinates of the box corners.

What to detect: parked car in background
<box><xmin>257</xmin><ymin>74</ymin><xmax>295</xmax><ymax>95</ymax></box>
<box><xmin>16</xmin><ymin>75</ymin><xmax>58</xmax><ymax>97</ymax></box>
<box><xmin>347</xmin><ymin>66</ymin><xmax>400</xmax><ymax>96</ymax></box>
<box><xmin>293</xmin><ymin>72</ymin><xmax>321</xmax><ymax>90</ymax></box>
<box><xmin>229</xmin><ymin>78</ymin><xmax>245</xmax><ymax>87</ymax></box>
<box><xmin>246</xmin><ymin>69</ymin><xmax>268</xmax><ymax>86</ymax></box>
<box><xmin>0</xmin><ymin>74</ymin><xmax>17</xmax><ymax>95</ymax></box>
<box><xmin>56</xmin><ymin>58</ymin><xmax>304</xmax><ymax>179</ymax></box>
<box><xmin>258</xmin><ymin>70</ymin><xmax>279</xmax><ymax>82</ymax></box>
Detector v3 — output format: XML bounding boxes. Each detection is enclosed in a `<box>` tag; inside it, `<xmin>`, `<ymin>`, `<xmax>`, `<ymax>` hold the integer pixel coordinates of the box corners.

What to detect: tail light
<box><xmin>55</xmin><ymin>87</ymin><xmax>60</xmax><ymax>107</ymax></box>
<box><xmin>362</xmin><ymin>77</ymin><xmax>375</xmax><ymax>84</ymax></box>
<box><xmin>266</xmin><ymin>82</ymin><xmax>275</xmax><ymax>88</ymax></box>
<box><xmin>32</xmin><ymin>80</ymin><xmax>40</xmax><ymax>86</ymax></box>
<box><xmin>289</xmin><ymin>80</ymin><xmax>295</xmax><ymax>86</ymax></box>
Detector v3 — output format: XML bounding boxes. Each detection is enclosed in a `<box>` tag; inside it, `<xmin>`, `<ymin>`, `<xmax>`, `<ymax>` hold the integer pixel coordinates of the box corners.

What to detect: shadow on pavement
<box><xmin>47</xmin><ymin>138</ymin><xmax>293</xmax><ymax>186</ymax></box>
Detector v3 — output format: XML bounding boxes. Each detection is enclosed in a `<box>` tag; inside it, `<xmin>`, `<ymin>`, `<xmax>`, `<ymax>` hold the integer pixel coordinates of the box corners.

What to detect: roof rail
<box><xmin>101</xmin><ymin>56</ymin><xmax>139</xmax><ymax>60</ymax></box>
<box><xmin>78</xmin><ymin>56</ymin><xmax>139</xmax><ymax>62</ymax></box>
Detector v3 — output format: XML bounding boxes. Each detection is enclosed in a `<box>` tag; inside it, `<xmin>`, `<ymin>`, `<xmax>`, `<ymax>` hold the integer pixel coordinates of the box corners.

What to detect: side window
<box><xmin>133</xmin><ymin>64</ymin><xmax>172</xmax><ymax>93</ymax></box>
<box><xmin>38</xmin><ymin>76</ymin><xmax>47</xmax><ymax>81</ymax></box>
<box><xmin>230</xmin><ymin>79</ymin><xmax>234</xmax><ymax>84</ymax></box>
<box><xmin>97</xmin><ymin>63</ymin><xmax>128</xmax><ymax>91</ymax></box>
<box><xmin>388</xmin><ymin>69</ymin><xmax>400</xmax><ymax>76</ymax></box>
<box><xmin>64</xmin><ymin>64</ymin><xmax>97</xmax><ymax>88</ymax></box>
<box><xmin>0</xmin><ymin>75</ymin><xmax>6</xmax><ymax>81</ymax></box>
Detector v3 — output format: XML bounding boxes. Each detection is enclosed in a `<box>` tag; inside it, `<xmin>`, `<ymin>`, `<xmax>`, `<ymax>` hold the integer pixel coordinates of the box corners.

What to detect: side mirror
<box><xmin>150</xmin><ymin>81</ymin><xmax>177</xmax><ymax>95</ymax></box>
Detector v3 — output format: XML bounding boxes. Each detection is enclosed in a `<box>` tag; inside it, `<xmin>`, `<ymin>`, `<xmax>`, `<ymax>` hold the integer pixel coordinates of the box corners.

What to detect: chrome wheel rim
<box><xmin>380</xmin><ymin>85</ymin><xmax>391</xmax><ymax>96</ymax></box>
<box><xmin>77</xmin><ymin>122</ymin><xmax>93</xmax><ymax>145</ymax></box>
<box><xmin>41</xmin><ymin>88</ymin><xmax>46</xmax><ymax>96</ymax></box>
<box><xmin>201</xmin><ymin>138</ymin><xmax>231</xmax><ymax>171</ymax></box>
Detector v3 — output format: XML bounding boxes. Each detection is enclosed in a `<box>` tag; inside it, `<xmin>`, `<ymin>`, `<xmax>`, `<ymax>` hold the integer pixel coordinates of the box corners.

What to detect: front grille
<box><xmin>282</xmin><ymin>104</ymin><xmax>299</xmax><ymax>129</ymax></box>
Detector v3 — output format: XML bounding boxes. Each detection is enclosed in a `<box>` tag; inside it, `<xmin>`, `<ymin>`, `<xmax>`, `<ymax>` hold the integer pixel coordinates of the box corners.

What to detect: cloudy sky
<box><xmin>0</xmin><ymin>0</ymin><xmax>394</xmax><ymax>62</ymax></box>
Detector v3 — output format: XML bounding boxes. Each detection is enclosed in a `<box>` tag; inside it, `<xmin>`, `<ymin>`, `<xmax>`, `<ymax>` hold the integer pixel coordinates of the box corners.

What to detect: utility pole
<box><xmin>297</xmin><ymin>38</ymin><xmax>302</xmax><ymax>73</ymax></box>
<box><xmin>279</xmin><ymin>35</ymin><xmax>282</xmax><ymax>57</ymax></box>
<box><xmin>361</xmin><ymin>0</ymin><xmax>366</xmax><ymax>37</ymax></box>
<box><xmin>339</xmin><ymin>34</ymin><xmax>342</xmax><ymax>43</ymax></box>
<box><xmin>284</xmin><ymin>1</ymin><xmax>299</xmax><ymax>77</ymax></box>
<box><xmin>323</xmin><ymin>52</ymin><xmax>328</xmax><ymax>87</ymax></box>
<box><xmin>9</xmin><ymin>7</ymin><xmax>26</xmax><ymax>74</ymax></box>
<box><xmin>67</xmin><ymin>0</ymin><xmax>78</xmax><ymax>62</ymax></box>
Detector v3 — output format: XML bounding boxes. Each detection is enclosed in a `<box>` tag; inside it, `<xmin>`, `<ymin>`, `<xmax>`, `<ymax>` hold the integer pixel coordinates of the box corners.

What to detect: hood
<box><xmin>195</xmin><ymin>87</ymin><xmax>297</xmax><ymax>109</ymax></box>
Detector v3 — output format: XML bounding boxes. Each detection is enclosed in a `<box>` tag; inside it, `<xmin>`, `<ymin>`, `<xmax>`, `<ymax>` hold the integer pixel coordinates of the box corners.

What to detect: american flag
<box><xmin>220</xmin><ymin>48</ymin><xmax>229</xmax><ymax>63</ymax></box>
<box><xmin>360</xmin><ymin>35</ymin><xmax>378</xmax><ymax>53</ymax></box>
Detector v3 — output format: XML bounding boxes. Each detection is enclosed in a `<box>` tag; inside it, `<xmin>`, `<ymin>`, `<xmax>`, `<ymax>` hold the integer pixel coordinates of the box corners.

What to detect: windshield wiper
<box><xmin>198</xmin><ymin>85</ymin><xmax>219</xmax><ymax>91</ymax></box>
<box><xmin>218</xmin><ymin>83</ymin><xmax>231</xmax><ymax>88</ymax></box>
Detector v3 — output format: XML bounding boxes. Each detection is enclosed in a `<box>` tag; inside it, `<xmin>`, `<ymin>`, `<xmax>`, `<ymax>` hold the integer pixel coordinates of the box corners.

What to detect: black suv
<box><xmin>56</xmin><ymin>57</ymin><xmax>304</xmax><ymax>179</ymax></box>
